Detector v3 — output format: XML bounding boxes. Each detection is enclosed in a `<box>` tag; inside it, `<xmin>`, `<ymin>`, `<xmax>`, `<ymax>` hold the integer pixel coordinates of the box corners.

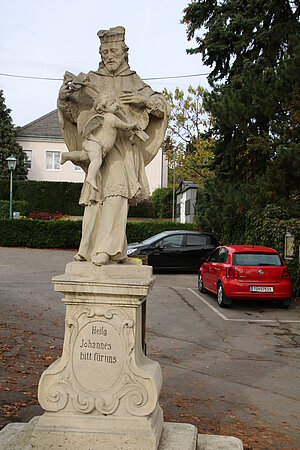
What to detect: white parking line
<box><xmin>188</xmin><ymin>288</ymin><xmax>300</xmax><ymax>323</ymax></box>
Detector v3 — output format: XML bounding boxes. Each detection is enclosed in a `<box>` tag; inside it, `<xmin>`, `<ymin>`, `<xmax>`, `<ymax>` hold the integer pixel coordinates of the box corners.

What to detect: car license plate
<box><xmin>250</xmin><ymin>286</ymin><xmax>273</xmax><ymax>292</ymax></box>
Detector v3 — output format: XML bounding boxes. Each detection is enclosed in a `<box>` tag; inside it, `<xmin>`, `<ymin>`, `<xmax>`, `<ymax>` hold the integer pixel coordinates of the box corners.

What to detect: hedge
<box><xmin>0</xmin><ymin>180</ymin><xmax>84</xmax><ymax>216</ymax></box>
<box><xmin>0</xmin><ymin>219</ymin><xmax>82</xmax><ymax>248</ymax></box>
<box><xmin>0</xmin><ymin>200</ymin><xmax>30</xmax><ymax>218</ymax></box>
<box><xmin>0</xmin><ymin>219</ymin><xmax>197</xmax><ymax>249</ymax></box>
<box><xmin>128</xmin><ymin>200</ymin><xmax>155</xmax><ymax>218</ymax></box>
<box><xmin>0</xmin><ymin>182</ymin><xmax>177</xmax><ymax>219</ymax></box>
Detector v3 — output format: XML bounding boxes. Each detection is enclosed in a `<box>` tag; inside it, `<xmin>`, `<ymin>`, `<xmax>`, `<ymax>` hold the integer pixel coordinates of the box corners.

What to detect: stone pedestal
<box><xmin>31</xmin><ymin>262</ymin><xmax>163</xmax><ymax>449</ymax></box>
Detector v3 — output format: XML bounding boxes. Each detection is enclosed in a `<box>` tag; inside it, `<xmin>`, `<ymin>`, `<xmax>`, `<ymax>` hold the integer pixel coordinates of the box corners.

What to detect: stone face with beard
<box><xmin>100</xmin><ymin>42</ymin><xmax>125</xmax><ymax>73</ymax></box>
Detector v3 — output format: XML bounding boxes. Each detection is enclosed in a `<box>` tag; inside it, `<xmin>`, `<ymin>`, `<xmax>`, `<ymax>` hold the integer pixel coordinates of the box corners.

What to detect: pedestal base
<box><xmin>0</xmin><ymin>418</ymin><xmax>243</xmax><ymax>450</ymax></box>
<box><xmin>34</xmin><ymin>262</ymin><xmax>163</xmax><ymax>449</ymax></box>
<box><xmin>31</xmin><ymin>404</ymin><xmax>163</xmax><ymax>449</ymax></box>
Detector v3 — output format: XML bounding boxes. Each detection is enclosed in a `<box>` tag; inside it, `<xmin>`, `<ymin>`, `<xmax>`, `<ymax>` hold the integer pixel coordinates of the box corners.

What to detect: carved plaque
<box><xmin>72</xmin><ymin>320</ymin><xmax>124</xmax><ymax>392</ymax></box>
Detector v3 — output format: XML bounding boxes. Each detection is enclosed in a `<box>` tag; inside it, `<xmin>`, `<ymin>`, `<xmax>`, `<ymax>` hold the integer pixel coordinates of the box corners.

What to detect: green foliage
<box><xmin>128</xmin><ymin>200</ymin><xmax>155</xmax><ymax>218</ymax></box>
<box><xmin>151</xmin><ymin>188</ymin><xmax>173</xmax><ymax>218</ymax></box>
<box><xmin>163</xmin><ymin>86</ymin><xmax>214</xmax><ymax>187</ymax></box>
<box><xmin>0</xmin><ymin>90</ymin><xmax>28</xmax><ymax>180</ymax></box>
<box><xmin>0</xmin><ymin>200</ymin><xmax>30</xmax><ymax>218</ymax></box>
<box><xmin>0</xmin><ymin>180</ymin><xmax>84</xmax><ymax>216</ymax></box>
<box><xmin>0</xmin><ymin>219</ymin><xmax>197</xmax><ymax>249</ymax></box>
<box><xmin>182</xmin><ymin>0</ymin><xmax>300</xmax><ymax>182</ymax></box>
<box><xmin>0</xmin><ymin>181</ymin><xmax>178</xmax><ymax>219</ymax></box>
<box><xmin>0</xmin><ymin>219</ymin><xmax>82</xmax><ymax>248</ymax></box>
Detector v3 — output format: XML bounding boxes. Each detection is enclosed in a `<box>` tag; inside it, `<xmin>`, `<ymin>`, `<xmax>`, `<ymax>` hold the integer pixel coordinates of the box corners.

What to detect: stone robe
<box><xmin>58</xmin><ymin>61</ymin><xmax>168</xmax><ymax>262</ymax></box>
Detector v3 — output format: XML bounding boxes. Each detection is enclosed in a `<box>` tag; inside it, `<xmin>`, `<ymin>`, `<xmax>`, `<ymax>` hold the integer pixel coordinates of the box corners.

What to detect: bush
<box><xmin>151</xmin><ymin>188</ymin><xmax>173</xmax><ymax>218</ymax></box>
<box><xmin>0</xmin><ymin>218</ymin><xmax>82</xmax><ymax>248</ymax></box>
<box><xmin>29</xmin><ymin>211</ymin><xmax>62</xmax><ymax>220</ymax></box>
<box><xmin>0</xmin><ymin>200</ymin><xmax>30</xmax><ymax>218</ymax></box>
<box><xmin>0</xmin><ymin>219</ymin><xmax>197</xmax><ymax>249</ymax></box>
<box><xmin>0</xmin><ymin>180</ymin><xmax>84</xmax><ymax>216</ymax></box>
<box><xmin>128</xmin><ymin>200</ymin><xmax>155</xmax><ymax>218</ymax></box>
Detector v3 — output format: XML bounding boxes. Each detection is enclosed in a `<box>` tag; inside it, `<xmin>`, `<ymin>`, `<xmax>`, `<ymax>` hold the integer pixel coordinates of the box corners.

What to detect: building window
<box><xmin>46</xmin><ymin>151</ymin><xmax>61</xmax><ymax>171</ymax></box>
<box><xmin>24</xmin><ymin>150</ymin><xmax>32</xmax><ymax>170</ymax></box>
<box><xmin>185</xmin><ymin>199</ymin><xmax>191</xmax><ymax>215</ymax></box>
<box><xmin>176</xmin><ymin>203</ymin><xmax>180</xmax><ymax>218</ymax></box>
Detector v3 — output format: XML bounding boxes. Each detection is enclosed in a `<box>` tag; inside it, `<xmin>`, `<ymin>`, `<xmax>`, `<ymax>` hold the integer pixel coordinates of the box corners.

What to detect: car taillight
<box><xmin>226</xmin><ymin>266</ymin><xmax>239</xmax><ymax>278</ymax></box>
<box><xmin>282</xmin><ymin>267</ymin><xmax>290</xmax><ymax>279</ymax></box>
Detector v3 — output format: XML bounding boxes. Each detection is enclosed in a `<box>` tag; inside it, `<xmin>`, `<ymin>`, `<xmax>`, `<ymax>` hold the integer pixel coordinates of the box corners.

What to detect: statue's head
<box><xmin>98</xmin><ymin>26</ymin><xmax>129</xmax><ymax>72</ymax></box>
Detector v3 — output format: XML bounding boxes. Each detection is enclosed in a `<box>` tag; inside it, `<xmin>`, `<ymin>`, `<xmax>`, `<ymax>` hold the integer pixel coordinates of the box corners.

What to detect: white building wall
<box><xmin>19</xmin><ymin>139</ymin><xmax>85</xmax><ymax>183</ymax></box>
<box><xmin>145</xmin><ymin>148</ymin><xmax>168</xmax><ymax>193</ymax></box>
<box><xmin>18</xmin><ymin>139</ymin><xmax>168</xmax><ymax>194</ymax></box>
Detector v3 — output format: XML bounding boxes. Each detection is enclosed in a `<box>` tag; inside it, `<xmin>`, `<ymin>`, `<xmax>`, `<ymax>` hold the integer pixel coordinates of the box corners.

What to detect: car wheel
<box><xmin>279</xmin><ymin>299</ymin><xmax>291</xmax><ymax>309</ymax></box>
<box><xmin>198</xmin><ymin>273</ymin><xmax>207</xmax><ymax>293</ymax></box>
<box><xmin>217</xmin><ymin>282</ymin><xmax>228</xmax><ymax>308</ymax></box>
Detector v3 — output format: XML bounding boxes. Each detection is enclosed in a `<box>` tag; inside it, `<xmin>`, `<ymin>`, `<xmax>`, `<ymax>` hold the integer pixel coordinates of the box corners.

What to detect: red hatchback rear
<box><xmin>198</xmin><ymin>245</ymin><xmax>292</xmax><ymax>308</ymax></box>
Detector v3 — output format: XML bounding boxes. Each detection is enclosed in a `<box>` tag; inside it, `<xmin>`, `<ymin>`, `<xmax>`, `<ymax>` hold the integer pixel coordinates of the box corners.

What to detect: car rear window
<box><xmin>233</xmin><ymin>252</ymin><xmax>282</xmax><ymax>266</ymax></box>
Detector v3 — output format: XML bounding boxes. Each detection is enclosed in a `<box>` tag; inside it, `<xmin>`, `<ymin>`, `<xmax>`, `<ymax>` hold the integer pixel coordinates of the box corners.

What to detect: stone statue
<box><xmin>57</xmin><ymin>26</ymin><xmax>169</xmax><ymax>266</ymax></box>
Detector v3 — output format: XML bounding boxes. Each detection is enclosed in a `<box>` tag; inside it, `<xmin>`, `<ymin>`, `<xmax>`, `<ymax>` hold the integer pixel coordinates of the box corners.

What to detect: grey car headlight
<box><xmin>127</xmin><ymin>247</ymin><xmax>138</xmax><ymax>255</ymax></box>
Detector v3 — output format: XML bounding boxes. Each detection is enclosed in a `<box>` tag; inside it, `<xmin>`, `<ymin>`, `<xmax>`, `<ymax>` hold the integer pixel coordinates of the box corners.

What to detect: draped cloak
<box><xmin>57</xmin><ymin>62</ymin><xmax>169</xmax><ymax>207</ymax></box>
<box><xmin>57</xmin><ymin>61</ymin><xmax>169</xmax><ymax>261</ymax></box>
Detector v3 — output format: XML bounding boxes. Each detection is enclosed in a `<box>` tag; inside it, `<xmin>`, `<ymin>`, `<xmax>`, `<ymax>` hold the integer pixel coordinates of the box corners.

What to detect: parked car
<box><xmin>198</xmin><ymin>245</ymin><xmax>292</xmax><ymax>308</ymax></box>
<box><xmin>127</xmin><ymin>230</ymin><xmax>220</xmax><ymax>271</ymax></box>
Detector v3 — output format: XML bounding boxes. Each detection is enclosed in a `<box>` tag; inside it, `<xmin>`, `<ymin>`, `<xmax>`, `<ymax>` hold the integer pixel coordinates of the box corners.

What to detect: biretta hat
<box><xmin>97</xmin><ymin>26</ymin><xmax>125</xmax><ymax>44</ymax></box>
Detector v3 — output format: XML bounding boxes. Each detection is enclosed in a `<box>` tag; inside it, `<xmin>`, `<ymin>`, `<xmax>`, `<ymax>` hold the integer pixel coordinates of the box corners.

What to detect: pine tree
<box><xmin>0</xmin><ymin>90</ymin><xmax>27</xmax><ymax>180</ymax></box>
<box><xmin>183</xmin><ymin>0</ymin><xmax>300</xmax><ymax>181</ymax></box>
<box><xmin>182</xmin><ymin>0</ymin><xmax>300</xmax><ymax>239</ymax></box>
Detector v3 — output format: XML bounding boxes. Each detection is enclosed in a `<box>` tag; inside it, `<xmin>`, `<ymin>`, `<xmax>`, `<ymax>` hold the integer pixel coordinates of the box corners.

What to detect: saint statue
<box><xmin>57</xmin><ymin>26</ymin><xmax>169</xmax><ymax>266</ymax></box>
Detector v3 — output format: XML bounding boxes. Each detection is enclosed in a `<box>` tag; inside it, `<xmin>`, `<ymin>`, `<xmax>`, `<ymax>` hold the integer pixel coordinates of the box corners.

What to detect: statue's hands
<box><xmin>126</xmin><ymin>121</ymin><xmax>139</xmax><ymax>131</ymax></box>
<box><xmin>119</xmin><ymin>91</ymin><xmax>153</xmax><ymax>109</ymax></box>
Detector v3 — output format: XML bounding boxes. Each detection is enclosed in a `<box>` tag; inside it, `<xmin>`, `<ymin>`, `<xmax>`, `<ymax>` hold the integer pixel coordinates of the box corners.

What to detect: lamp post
<box><xmin>6</xmin><ymin>155</ymin><xmax>17</xmax><ymax>219</ymax></box>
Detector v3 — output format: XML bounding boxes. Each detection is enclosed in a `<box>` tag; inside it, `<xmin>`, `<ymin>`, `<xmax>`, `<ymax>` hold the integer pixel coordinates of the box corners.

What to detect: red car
<box><xmin>198</xmin><ymin>245</ymin><xmax>292</xmax><ymax>308</ymax></box>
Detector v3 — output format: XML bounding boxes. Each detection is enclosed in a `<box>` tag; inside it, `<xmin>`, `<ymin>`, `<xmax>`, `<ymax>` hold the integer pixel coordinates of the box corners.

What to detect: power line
<box><xmin>0</xmin><ymin>71</ymin><xmax>210</xmax><ymax>82</ymax></box>
<box><xmin>0</xmin><ymin>73</ymin><xmax>62</xmax><ymax>81</ymax></box>
<box><xmin>143</xmin><ymin>73</ymin><xmax>210</xmax><ymax>80</ymax></box>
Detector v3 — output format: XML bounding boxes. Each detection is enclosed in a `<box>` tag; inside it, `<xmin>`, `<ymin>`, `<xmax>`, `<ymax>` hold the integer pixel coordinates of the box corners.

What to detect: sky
<box><xmin>0</xmin><ymin>0</ymin><xmax>209</xmax><ymax>127</ymax></box>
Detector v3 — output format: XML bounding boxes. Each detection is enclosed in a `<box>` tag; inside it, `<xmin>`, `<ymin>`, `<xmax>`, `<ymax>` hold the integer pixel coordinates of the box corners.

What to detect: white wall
<box><xmin>146</xmin><ymin>148</ymin><xmax>168</xmax><ymax>193</ymax></box>
<box><xmin>19</xmin><ymin>139</ymin><xmax>85</xmax><ymax>183</ymax></box>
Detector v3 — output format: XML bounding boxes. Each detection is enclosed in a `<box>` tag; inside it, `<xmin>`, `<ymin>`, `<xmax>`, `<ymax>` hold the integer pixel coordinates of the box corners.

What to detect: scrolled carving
<box><xmin>43</xmin><ymin>381</ymin><xmax>69</xmax><ymax>411</ymax></box>
<box><xmin>38</xmin><ymin>301</ymin><xmax>161</xmax><ymax>417</ymax></box>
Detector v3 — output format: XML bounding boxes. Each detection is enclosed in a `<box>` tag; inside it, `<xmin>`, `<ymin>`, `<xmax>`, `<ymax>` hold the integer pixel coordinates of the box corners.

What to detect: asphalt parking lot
<box><xmin>0</xmin><ymin>247</ymin><xmax>299</xmax><ymax>449</ymax></box>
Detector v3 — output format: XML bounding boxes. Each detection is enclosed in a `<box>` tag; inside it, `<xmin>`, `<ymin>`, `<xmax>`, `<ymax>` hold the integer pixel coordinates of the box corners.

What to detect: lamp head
<box><xmin>6</xmin><ymin>155</ymin><xmax>17</xmax><ymax>171</ymax></box>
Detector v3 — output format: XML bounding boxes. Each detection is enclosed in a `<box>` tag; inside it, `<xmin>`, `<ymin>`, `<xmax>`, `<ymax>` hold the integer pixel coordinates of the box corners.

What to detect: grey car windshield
<box><xmin>233</xmin><ymin>253</ymin><xmax>282</xmax><ymax>266</ymax></box>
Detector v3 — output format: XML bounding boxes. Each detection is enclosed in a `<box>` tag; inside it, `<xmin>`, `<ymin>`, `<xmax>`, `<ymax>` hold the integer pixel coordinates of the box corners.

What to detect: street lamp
<box><xmin>6</xmin><ymin>155</ymin><xmax>17</xmax><ymax>220</ymax></box>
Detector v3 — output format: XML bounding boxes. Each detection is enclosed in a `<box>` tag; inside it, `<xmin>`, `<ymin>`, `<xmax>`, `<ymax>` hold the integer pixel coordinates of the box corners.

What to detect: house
<box><xmin>17</xmin><ymin>110</ymin><xmax>168</xmax><ymax>193</ymax></box>
<box><xmin>176</xmin><ymin>180</ymin><xmax>198</xmax><ymax>224</ymax></box>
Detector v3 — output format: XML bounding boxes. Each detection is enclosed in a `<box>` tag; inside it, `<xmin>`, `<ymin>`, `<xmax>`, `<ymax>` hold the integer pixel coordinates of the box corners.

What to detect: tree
<box><xmin>0</xmin><ymin>90</ymin><xmax>27</xmax><ymax>180</ymax></box>
<box><xmin>182</xmin><ymin>1</ymin><xmax>300</xmax><ymax>240</ymax></box>
<box><xmin>163</xmin><ymin>86</ymin><xmax>214</xmax><ymax>187</ymax></box>
<box><xmin>182</xmin><ymin>0</ymin><xmax>300</xmax><ymax>180</ymax></box>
